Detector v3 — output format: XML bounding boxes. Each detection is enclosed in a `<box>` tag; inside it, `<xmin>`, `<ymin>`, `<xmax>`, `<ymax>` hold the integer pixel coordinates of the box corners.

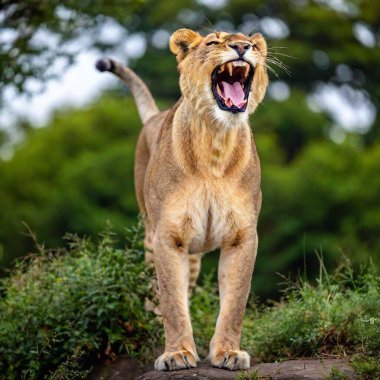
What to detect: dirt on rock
<box><xmin>91</xmin><ymin>357</ymin><xmax>356</xmax><ymax>380</ymax></box>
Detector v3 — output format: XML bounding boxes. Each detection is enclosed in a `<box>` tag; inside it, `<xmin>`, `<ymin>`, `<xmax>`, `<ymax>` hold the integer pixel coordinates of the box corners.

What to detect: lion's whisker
<box><xmin>201</xmin><ymin>16</ymin><xmax>217</xmax><ymax>34</ymax></box>
<box><xmin>266</xmin><ymin>54</ymin><xmax>291</xmax><ymax>65</ymax></box>
<box><xmin>263</xmin><ymin>63</ymin><xmax>280</xmax><ymax>78</ymax></box>
<box><xmin>266</xmin><ymin>58</ymin><xmax>291</xmax><ymax>72</ymax></box>
<box><xmin>267</xmin><ymin>52</ymin><xmax>296</xmax><ymax>59</ymax></box>
<box><xmin>267</xmin><ymin>46</ymin><xmax>288</xmax><ymax>49</ymax></box>
<box><xmin>265</xmin><ymin>58</ymin><xmax>292</xmax><ymax>76</ymax></box>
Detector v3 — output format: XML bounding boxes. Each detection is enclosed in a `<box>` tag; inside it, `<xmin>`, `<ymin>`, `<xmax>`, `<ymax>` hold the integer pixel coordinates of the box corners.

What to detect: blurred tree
<box><xmin>0</xmin><ymin>95</ymin><xmax>142</xmax><ymax>267</ymax></box>
<box><xmin>254</xmin><ymin>90</ymin><xmax>329</xmax><ymax>161</ymax></box>
<box><xmin>0</xmin><ymin>0</ymin><xmax>147</xmax><ymax>96</ymax></box>
<box><xmin>254</xmin><ymin>135</ymin><xmax>380</xmax><ymax>298</ymax></box>
<box><xmin>0</xmin><ymin>129</ymin><xmax>7</xmax><ymax>147</ymax></box>
<box><xmin>1</xmin><ymin>0</ymin><xmax>379</xmax><ymax>148</ymax></box>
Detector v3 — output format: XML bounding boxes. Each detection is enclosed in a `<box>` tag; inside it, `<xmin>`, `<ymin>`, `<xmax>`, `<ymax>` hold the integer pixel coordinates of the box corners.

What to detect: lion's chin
<box><xmin>210</xmin><ymin>102</ymin><xmax>250</xmax><ymax>127</ymax></box>
<box><xmin>211</xmin><ymin>59</ymin><xmax>254</xmax><ymax>114</ymax></box>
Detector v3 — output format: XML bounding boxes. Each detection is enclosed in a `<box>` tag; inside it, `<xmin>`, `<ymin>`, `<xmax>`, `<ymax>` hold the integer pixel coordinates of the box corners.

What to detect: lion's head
<box><xmin>170</xmin><ymin>29</ymin><xmax>268</xmax><ymax>123</ymax></box>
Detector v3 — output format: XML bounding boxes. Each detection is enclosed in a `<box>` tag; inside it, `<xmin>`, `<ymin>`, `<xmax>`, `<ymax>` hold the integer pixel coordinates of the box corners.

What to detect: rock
<box><xmin>136</xmin><ymin>358</ymin><xmax>356</xmax><ymax>380</ymax></box>
<box><xmin>89</xmin><ymin>357</ymin><xmax>153</xmax><ymax>380</ymax></box>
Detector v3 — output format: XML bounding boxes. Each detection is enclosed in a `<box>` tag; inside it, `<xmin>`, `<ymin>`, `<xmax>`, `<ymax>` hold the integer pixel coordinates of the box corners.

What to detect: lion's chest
<box><xmin>187</xmin><ymin>187</ymin><xmax>230</xmax><ymax>253</ymax></box>
<box><xmin>165</xmin><ymin>181</ymin><xmax>251</xmax><ymax>254</ymax></box>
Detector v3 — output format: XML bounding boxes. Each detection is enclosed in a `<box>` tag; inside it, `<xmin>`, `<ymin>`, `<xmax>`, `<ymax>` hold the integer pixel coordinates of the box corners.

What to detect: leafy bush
<box><xmin>242</xmin><ymin>257</ymin><xmax>380</xmax><ymax>364</ymax></box>
<box><xmin>351</xmin><ymin>355</ymin><xmax>380</xmax><ymax>380</ymax></box>
<box><xmin>0</xmin><ymin>225</ymin><xmax>161</xmax><ymax>379</ymax></box>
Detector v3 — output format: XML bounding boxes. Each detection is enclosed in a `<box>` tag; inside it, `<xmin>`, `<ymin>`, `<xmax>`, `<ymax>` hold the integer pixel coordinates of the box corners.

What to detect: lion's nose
<box><xmin>229</xmin><ymin>43</ymin><xmax>251</xmax><ymax>57</ymax></box>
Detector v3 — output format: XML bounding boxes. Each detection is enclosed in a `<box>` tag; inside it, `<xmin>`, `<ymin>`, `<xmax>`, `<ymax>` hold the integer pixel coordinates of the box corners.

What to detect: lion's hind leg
<box><xmin>143</xmin><ymin>218</ymin><xmax>154</xmax><ymax>267</ymax></box>
<box><xmin>188</xmin><ymin>254</ymin><xmax>202</xmax><ymax>296</ymax></box>
<box><xmin>143</xmin><ymin>218</ymin><xmax>161</xmax><ymax>315</ymax></box>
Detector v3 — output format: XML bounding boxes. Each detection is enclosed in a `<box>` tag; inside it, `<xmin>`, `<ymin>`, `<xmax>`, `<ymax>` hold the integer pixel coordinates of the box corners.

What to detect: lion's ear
<box><xmin>169</xmin><ymin>29</ymin><xmax>202</xmax><ymax>62</ymax></box>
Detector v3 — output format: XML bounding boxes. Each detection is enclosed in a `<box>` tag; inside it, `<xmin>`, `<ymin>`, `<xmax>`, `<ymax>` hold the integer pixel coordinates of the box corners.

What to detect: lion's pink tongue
<box><xmin>221</xmin><ymin>81</ymin><xmax>246</xmax><ymax>108</ymax></box>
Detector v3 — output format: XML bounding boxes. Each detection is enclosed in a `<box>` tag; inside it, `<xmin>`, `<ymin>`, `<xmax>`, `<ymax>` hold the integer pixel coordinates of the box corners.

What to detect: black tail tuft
<box><xmin>95</xmin><ymin>58</ymin><xmax>115</xmax><ymax>73</ymax></box>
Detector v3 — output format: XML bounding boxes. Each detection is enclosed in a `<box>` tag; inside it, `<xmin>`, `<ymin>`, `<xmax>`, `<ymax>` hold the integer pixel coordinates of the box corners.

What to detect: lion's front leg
<box><xmin>153</xmin><ymin>227</ymin><xmax>198</xmax><ymax>371</ymax></box>
<box><xmin>209</xmin><ymin>229</ymin><xmax>258</xmax><ymax>371</ymax></box>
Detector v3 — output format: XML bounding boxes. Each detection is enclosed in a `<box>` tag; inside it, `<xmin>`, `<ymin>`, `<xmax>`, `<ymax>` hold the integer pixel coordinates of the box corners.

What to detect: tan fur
<box><xmin>98</xmin><ymin>29</ymin><xmax>268</xmax><ymax>371</ymax></box>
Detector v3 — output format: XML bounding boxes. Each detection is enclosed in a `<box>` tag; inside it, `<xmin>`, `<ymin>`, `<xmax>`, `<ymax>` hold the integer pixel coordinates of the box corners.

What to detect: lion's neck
<box><xmin>172</xmin><ymin>99</ymin><xmax>251</xmax><ymax>178</ymax></box>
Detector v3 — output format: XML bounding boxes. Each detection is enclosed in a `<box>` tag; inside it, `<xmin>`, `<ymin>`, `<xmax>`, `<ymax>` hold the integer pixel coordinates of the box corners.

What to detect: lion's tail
<box><xmin>96</xmin><ymin>58</ymin><xmax>159</xmax><ymax>124</ymax></box>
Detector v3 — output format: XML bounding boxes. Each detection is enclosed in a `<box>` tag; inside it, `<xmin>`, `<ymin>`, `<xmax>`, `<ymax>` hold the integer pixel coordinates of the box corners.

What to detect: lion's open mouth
<box><xmin>211</xmin><ymin>59</ymin><xmax>254</xmax><ymax>113</ymax></box>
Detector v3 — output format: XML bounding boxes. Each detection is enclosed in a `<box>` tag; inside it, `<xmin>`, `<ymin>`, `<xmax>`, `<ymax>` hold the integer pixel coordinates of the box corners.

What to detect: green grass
<box><xmin>327</xmin><ymin>366</ymin><xmax>350</xmax><ymax>380</ymax></box>
<box><xmin>235</xmin><ymin>369</ymin><xmax>259</xmax><ymax>380</ymax></box>
<box><xmin>242</xmin><ymin>256</ymin><xmax>380</xmax><ymax>362</ymax></box>
<box><xmin>0</xmin><ymin>225</ymin><xmax>379</xmax><ymax>379</ymax></box>
<box><xmin>351</xmin><ymin>355</ymin><xmax>380</xmax><ymax>380</ymax></box>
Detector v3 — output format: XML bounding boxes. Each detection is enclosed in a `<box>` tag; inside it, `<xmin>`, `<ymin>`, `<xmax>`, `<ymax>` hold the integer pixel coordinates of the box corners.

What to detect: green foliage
<box><xmin>44</xmin><ymin>349</ymin><xmax>91</xmax><ymax>380</ymax></box>
<box><xmin>0</xmin><ymin>226</ymin><xmax>161</xmax><ymax>379</ymax></box>
<box><xmin>328</xmin><ymin>366</ymin><xmax>350</xmax><ymax>380</ymax></box>
<box><xmin>0</xmin><ymin>96</ymin><xmax>143</xmax><ymax>267</ymax></box>
<box><xmin>242</xmin><ymin>258</ymin><xmax>380</xmax><ymax>362</ymax></box>
<box><xmin>351</xmin><ymin>354</ymin><xmax>380</xmax><ymax>380</ymax></box>
<box><xmin>254</xmin><ymin>130</ymin><xmax>380</xmax><ymax>298</ymax></box>
<box><xmin>236</xmin><ymin>369</ymin><xmax>259</xmax><ymax>380</ymax></box>
<box><xmin>254</xmin><ymin>90</ymin><xmax>328</xmax><ymax>160</ymax></box>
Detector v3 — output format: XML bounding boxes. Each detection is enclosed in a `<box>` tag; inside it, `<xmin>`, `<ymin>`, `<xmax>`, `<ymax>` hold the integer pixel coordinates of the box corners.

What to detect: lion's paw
<box><xmin>210</xmin><ymin>349</ymin><xmax>250</xmax><ymax>371</ymax></box>
<box><xmin>154</xmin><ymin>350</ymin><xmax>197</xmax><ymax>371</ymax></box>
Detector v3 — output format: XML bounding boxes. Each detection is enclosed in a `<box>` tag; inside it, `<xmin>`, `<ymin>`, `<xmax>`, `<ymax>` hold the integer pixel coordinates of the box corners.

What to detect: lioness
<box><xmin>96</xmin><ymin>28</ymin><xmax>268</xmax><ymax>371</ymax></box>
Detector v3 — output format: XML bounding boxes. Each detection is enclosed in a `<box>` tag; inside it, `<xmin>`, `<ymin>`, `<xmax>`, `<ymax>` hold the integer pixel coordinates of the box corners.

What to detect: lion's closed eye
<box><xmin>206</xmin><ymin>41</ymin><xmax>220</xmax><ymax>46</ymax></box>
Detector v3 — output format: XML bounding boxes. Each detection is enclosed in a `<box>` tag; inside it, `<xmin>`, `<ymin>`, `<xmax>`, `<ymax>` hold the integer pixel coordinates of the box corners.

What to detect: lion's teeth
<box><xmin>244</xmin><ymin>64</ymin><xmax>250</xmax><ymax>78</ymax></box>
<box><xmin>227</xmin><ymin>62</ymin><xmax>233</xmax><ymax>76</ymax></box>
<box><xmin>219</xmin><ymin>64</ymin><xmax>225</xmax><ymax>73</ymax></box>
<box><xmin>216</xmin><ymin>83</ymin><xmax>222</xmax><ymax>96</ymax></box>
